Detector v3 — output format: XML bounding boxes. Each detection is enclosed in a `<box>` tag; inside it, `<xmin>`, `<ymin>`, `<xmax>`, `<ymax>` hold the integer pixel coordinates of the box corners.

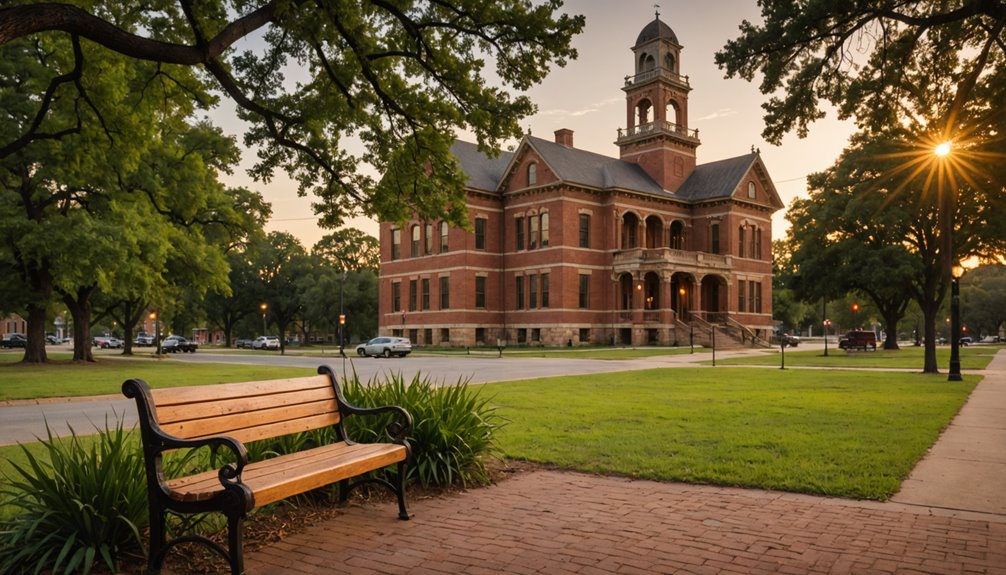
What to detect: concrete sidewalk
<box><xmin>892</xmin><ymin>349</ymin><xmax>1006</xmax><ymax>515</ymax></box>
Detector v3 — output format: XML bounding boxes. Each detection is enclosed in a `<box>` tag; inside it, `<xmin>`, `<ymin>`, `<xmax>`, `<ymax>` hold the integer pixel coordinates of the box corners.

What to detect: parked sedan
<box><xmin>356</xmin><ymin>337</ymin><xmax>412</xmax><ymax>358</ymax></box>
<box><xmin>252</xmin><ymin>336</ymin><xmax>280</xmax><ymax>350</ymax></box>
<box><xmin>235</xmin><ymin>338</ymin><xmax>253</xmax><ymax>349</ymax></box>
<box><xmin>777</xmin><ymin>333</ymin><xmax>800</xmax><ymax>348</ymax></box>
<box><xmin>161</xmin><ymin>335</ymin><xmax>198</xmax><ymax>353</ymax></box>
<box><xmin>94</xmin><ymin>336</ymin><xmax>124</xmax><ymax>349</ymax></box>
<box><xmin>0</xmin><ymin>334</ymin><xmax>27</xmax><ymax>348</ymax></box>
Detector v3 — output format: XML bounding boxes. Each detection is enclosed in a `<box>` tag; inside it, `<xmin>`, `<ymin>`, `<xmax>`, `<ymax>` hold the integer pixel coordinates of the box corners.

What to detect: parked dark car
<box><xmin>45</xmin><ymin>333</ymin><xmax>60</xmax><ymax>345</ymax></box>
<box><xmin>959</xmin><ymin>336</ymin><xmax>973</xmax><ymax>346</ymax></box>
<box><xmin>161</xmin><ymin>335</ymin><xmax>198</xmax><ymax>353</ymax></box>
<box><xmin>838</xmin><ymin>330</ymin><xmax>877</xmax><ymax>351</ymax></box>
<box><xmin>235</xmin><ymin>338</ymin><xmax>253</xmax><ymax>349</ymax></box>
<box><xmin>1</xmin><ymin>334</ymin><xmax>27</xmax><ymax>348</ymax></box>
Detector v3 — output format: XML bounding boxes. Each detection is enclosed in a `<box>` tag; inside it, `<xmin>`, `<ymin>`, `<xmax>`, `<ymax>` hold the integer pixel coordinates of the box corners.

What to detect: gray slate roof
<box><xmin>450</xmin><ymin>137</ymin><xmax>757</xmax><ymax>203</ymax></box>
<box><xmin>450</xmin><ymin>140</ymin><xmax>513</xmax><ymax>192</ymax></box>
<box><xmin>676</xmin><ymin>153</ymin><xmax>758</xmax><ymax>201</ymax></box>
<box><xmin>527</xmin><ymin>136</ymin><xmax>667</xmax><ymax>196</ymax></box>
<box><xmin>636</xmin><ymin>17</ymin><xmax>679</xmax><ymax>46</ymax></box>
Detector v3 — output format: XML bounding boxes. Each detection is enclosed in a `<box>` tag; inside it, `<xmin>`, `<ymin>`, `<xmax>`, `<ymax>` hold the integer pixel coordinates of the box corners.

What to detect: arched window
<box><xmin>747</xmin><ymin>181</ymin><xmax>756</xmax><ymax>199</ymax></box>
<box><xmin>753</xmin><ymin>226</ymin><xmax>762</xmax><ymax>259</ymax></box>
<box><xmin>637</xmin><ymin>99</ymin><xmax>651</xmax><ymax>125</ymax></box>
<box><xmin>738</xmin><ymin>226</ymin><xmax>746</xmax><ymax>257</ymax></box>
<box><xmin>670</xmin><ymin>220</ymin><xmax>685</xmax><ymax>250</ymax></box>
<box><xmin>410</xmin><ymin>225</ymin><xmax>420</xmax><ymax>257</ymax></box>
<box><xmin>664</xmin><ymin>52</ymin><xmax>676</xmax><ymax>72</ymax></box>
<box><xmin>527</xmin><ymin>163</ymin><xmax>537</xmax><ymax>186</ymax></box>
<box><xmin>392</xmin><ymin>228</ymin><xmax>401</xmax><ymax>260</ymax></box>
<box><xmin>424</xmin><ymin>222</ymin><xmax>433</xmax><ymax>254</ymax></box>
<box><xmin>540</xmin><ymin>212</ymin><xmax>549</xmax><ymax>247</ymax></box>
<box><xmin>666</xmin><ymin>100</ymin><xmax>681</xmax><ymax>126</ymax></box>
<box><xmin>439</xmin><ymin>221</ymin><xmax>449</xmax><ymax>252</ymax></box>
<box><xmin>639</xmin><ymin>53</ymin><xmax>655</xmax><ymax>71</ymax></box>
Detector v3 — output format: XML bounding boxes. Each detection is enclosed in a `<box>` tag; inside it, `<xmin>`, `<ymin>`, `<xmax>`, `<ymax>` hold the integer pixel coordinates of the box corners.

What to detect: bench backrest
<box><xmin>150</xmin><ymin>375</ymin><xmax>340</xmax><ymax>444</ymax></box>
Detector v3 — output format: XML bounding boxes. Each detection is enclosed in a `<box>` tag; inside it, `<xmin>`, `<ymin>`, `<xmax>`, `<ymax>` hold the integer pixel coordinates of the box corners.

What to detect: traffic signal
<box><xmin>851</xmin><ymin>303</ymin><xmax>859</xmax><ymax>312</ymax></box>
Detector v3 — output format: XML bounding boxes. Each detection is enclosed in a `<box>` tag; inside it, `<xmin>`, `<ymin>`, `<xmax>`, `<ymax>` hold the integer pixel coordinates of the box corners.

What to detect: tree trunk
<box><xmin>20</xmin><ymin>266</ymin><xmax>53</xmax><ymax>363</ymax></box>
<box><xmin>922</xmin><ymin>301</ymin><xmax>938</xmax><ymax>373</ymax></box>
<box><xmin>223</xmin><ymin>322</ymin><xmax>233</xmax><ymax>348</ymax></box>
<box><xmin>23</xmin><ymin>301</ymin><xmax>49</xmax><ymax>363</ymax></box>
<box><xmin>882</xmin><ymin>311</ymin><xmax>900</xmax><ymax>350</ymax></box>
<box><xmin>122</xmin><ymin>321</ymin><xmax>134</xmax><ymax>356</ymax></box>
<box><xmin>63</xmin><ymin>287</ymin><xmax>95</xmax><ymax>362</ymax></box>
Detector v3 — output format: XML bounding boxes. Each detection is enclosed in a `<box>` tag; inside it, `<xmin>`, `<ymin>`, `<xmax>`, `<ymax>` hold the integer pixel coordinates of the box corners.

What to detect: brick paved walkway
<box><xmin>246</xmin><ymin>470</ymin><xmax>1006</xmax><ymax>575</ymax></box>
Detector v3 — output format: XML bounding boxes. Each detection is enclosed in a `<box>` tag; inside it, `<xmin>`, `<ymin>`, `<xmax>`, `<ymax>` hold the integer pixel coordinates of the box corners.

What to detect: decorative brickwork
<box><xmin>379</xmin><ymin>16</ymin><xmax>783</xmax><ymax>347</ymax></box>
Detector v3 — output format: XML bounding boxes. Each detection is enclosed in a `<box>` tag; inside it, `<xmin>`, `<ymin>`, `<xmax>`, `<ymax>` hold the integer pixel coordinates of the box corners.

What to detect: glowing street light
<box><xmin>260</xmin><ymin>303</ymin><xmax>268</xmax><ymax>336</ymax></box>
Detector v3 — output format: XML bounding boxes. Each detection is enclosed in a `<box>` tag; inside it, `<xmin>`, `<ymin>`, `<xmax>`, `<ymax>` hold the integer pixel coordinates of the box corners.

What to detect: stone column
<box><xmin>693</xmin><ymin>277</ymin><xmax>703</xmax><ymax>317</ymax></box>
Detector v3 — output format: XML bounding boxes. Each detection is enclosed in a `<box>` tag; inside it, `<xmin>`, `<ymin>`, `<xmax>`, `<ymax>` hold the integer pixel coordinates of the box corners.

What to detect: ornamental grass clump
<box><xmin>341</xmin><ymin>371</ymin><xmax>506</xmax><ymax>487</ymax></box>
<box><xmin>0</xmin><ymin>420</ymin><xmax>147</xmax><ymax>575</ymax></box>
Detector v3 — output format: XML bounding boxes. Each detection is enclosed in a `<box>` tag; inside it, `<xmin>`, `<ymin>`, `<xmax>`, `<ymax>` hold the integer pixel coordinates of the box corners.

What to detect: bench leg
<box><xmin>148</xmin><ymin>503</ymin><xmax>166</xmax><ymax>573</ymax></box>
<box><xmin>227</xmin><ymin>513</ymin><xmax>245</xmax><ymax>575</ymax></box>
<box><xmin>338</xmin><ymin>478</ymin><xmax>350</xmax><ymax>504</ymax></box>
<box><xmin>396</xmin><ymin>460</ymin><xmax>412</xmax><ymax>520</ymax></box>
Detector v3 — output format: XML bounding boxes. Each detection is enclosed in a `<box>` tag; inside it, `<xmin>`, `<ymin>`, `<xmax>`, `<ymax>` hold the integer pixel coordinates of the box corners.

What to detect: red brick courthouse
<box><xmin>378</xmin><ymin>16</ymin><xmax>783</xmax><ymax>347</ymax></box>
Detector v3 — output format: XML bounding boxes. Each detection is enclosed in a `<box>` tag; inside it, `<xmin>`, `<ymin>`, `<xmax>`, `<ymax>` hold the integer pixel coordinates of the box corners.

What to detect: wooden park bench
<box><xmin>123</xmin><ymin>365</ymin><xmax>412</xmax><ymax>575</ymax></box>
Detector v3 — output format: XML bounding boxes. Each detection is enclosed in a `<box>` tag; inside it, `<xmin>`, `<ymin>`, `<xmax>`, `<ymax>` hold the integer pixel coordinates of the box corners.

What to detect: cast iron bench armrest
<box><xmin>318</xmin><ymin>366</ymin><xmax>412</xmax><ymax>444</ymax></box>
<box><xmin>344</xmin><ymin>403</ymin><xmax>413</xmax><ymax>443</ymax></box>
<box><xmin>122</xmin><ymin>378</ymin><xmax>250</xmax><ymax>489</ymax></box>
<box><xmin>158</xmin><ymin>433</ymin><xmax>249</xmax><ymax>487</ymax></box>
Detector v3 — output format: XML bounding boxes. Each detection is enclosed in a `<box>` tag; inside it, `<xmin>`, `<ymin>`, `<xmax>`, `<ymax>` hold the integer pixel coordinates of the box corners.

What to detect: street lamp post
<box><xmin>949</xmin><ymin>264</ymin><xmax>964</xmax><ymax>381</ymax></box>
<box><xmin>149</xmin><ymin>312</ymin><xmax>160</xmax><ymax>356</ymax></box>
<box><xmin>822</xmin><ymin>299</ymin><xmax>828</xmax><ymax>357</ymax></box>
<box><xmin>339</xmin><ymin>268</ymin><xmax>347</xmax><ymax>357</ymax></box>
<box><xmin>260</xmin><ymin>303</ymin><xmax>268</xmax><ymax>336</ymax></box>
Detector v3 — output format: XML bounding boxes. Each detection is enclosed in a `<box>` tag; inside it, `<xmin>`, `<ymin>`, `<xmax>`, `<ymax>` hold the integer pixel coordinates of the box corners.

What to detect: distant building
<box><xmin>1</xmin><ymin>314</ymin><xmax>27</xmax><ymax>337</ymax></box>
<box><xmin>378</xmin><ymin>15</ymin><xmax>783</xmax><ymax>347</ymax></box>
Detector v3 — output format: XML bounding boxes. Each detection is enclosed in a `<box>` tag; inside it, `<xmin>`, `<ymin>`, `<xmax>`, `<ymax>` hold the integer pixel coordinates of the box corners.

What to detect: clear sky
<box><xmin>213</xmin><ymin>0</ymin><xmax>857</xmax><ymax>248</ymax></box>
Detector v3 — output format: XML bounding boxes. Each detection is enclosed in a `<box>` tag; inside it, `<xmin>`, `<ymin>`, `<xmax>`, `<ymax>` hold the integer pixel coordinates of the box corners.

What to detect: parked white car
<box><xmin>356</xmin><ymin>337</ymin><xmax>412</xmax><ymax>358</ymax></box>
<box><xmin>252</xmin><ymin>336</ymin><xmax>281</xmax><ymax>350</ymax></box>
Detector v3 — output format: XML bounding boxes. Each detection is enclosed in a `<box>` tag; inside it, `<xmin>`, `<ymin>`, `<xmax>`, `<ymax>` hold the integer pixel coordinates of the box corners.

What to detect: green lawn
<box><xmin>0</xmin><ymin>356</ymin><xmax>314</xmax><ymax>401</ymax></box>
<box><xmin>708</xmin><ymin>345</ymin><xmax>999</xmax><ymax>369</ymax></box>
<box><xmin>486</xmin><ymin>367</ymin><xmax>977</xmax><ymax>500</ymax></box>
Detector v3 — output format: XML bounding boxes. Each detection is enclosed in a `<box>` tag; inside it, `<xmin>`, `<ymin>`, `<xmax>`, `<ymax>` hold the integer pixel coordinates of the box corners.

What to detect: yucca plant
<box><xmin>0</xmin><ymin>420</ymin><xmax>148</xmax><ymax>575</ymax></box>
<box><xmin>341</xmin><ymin>371</ymin><xmax>506</xmax><ymax>487</ymax></box>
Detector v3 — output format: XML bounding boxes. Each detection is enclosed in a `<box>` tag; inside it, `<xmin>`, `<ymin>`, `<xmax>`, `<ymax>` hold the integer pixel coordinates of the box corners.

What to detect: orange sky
<box><xmin>214</xmin><ymin>0</ymin><xmax>857</xmax><ymax>248</ymax></box>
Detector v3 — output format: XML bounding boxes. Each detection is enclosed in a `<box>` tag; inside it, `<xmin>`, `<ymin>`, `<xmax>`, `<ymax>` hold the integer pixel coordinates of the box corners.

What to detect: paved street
<box><xmin>0</xmin><ymin>347</ymin><xmax>769</xmax><ymax>446</ymax></box>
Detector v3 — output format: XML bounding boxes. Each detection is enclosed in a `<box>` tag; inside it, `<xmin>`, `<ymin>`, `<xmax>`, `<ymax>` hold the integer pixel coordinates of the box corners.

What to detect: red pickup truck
<box><xmin>838</xmin><ymin>330</ymin><xmax>877</xmax><ymax>351</ymax></box>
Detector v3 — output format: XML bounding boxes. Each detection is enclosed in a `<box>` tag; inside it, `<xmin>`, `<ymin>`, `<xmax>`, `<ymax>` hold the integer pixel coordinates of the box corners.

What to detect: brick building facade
<box><xmin>378</xmin><ymin>16</ymin><xmax>783</xmax><ymax>347</ymax></box>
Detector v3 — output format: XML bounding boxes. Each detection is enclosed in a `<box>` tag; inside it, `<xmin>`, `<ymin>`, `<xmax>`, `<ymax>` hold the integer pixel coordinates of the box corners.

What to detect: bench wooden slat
<box><xmin>151</xmin><ymin>375</ymin><xmax>331</xmax><ymax>407</ymax></box>
<box><xmin>168</xmin><ymin>442</ymin><xmax>389</xmax><ymax>494</ymax></box>
<box><xmin>167</xmin><ymin>442</ymin><xmax>406</xmax><ymax>506</ymax></box>
<box><xmin>208</xmin><ymin>412</ymin><xmax>342</xmax><ymax>445</ymax></box>
<box><xmin>160</xmin><ymin>399</ymin><xmax>339</xmax><ymax>440</ymax></box>
<box><xmin>156</xmin><ymin>387</ymin><xmax>338</xmax><ymax>425</ymax></box>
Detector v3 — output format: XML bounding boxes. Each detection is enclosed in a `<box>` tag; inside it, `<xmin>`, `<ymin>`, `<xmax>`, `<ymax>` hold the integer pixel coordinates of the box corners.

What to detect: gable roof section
<box><xmin>675</xmin><ymin>153</ymin><xmax>758</xmax><ymax>201</ymax></box>
<box><xmin>524</xmin><ymin>136</ymin><xmax>667</xmax><ymax>196</ymax></box>
<box><xmin>450</xmin><ymin>140</ymin><xmax>513</xmax><ymax>192</ymax></box>
<box><xmin>449</xmin><ymin>137</ymin><xmax>780</xmax><ymax>209</ymax></box>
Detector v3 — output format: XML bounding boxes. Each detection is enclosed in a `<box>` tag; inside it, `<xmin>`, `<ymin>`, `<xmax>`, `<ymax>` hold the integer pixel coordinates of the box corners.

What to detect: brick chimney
<box><xmin>554</xmin><ymin>128</ymin><xmax>574</xmax><ymax>147</ymax></box>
